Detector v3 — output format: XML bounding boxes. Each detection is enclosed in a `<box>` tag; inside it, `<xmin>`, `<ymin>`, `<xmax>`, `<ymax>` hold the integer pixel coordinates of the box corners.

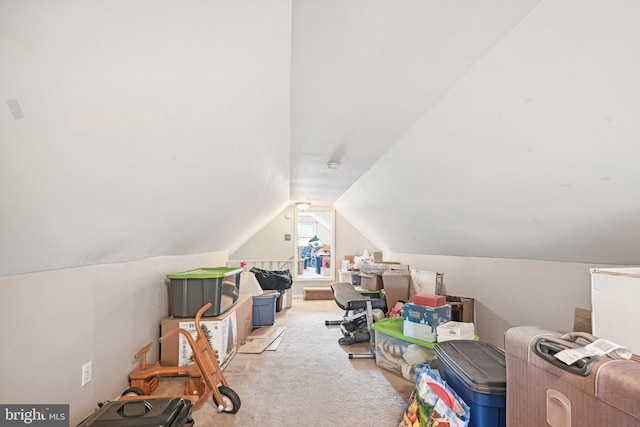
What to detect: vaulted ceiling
<box><xmin>2</xmin><ymin>0</ymin><xmax>639</xmax><ymax>277</ymax></box>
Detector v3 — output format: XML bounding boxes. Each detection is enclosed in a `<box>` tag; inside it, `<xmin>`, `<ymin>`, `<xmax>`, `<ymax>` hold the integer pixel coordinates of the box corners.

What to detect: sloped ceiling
<box><xmin>2</xmin><ymin>0</ymin><xmax>639</xmax><ymax>276</ymax></box>
<box><xmin>335</xmin><ymin>0</ymin><xmax>640</xmax><ymax>264</ymax></box>
<box><xmin>290</xmin><ymin>0</ymin><xmax>542</xmax><ymax>205</ymax></box>
<box><xmin>0</xmin><ymin>1</ymin><xmax>292</xmax><ymax>276</ymax></box>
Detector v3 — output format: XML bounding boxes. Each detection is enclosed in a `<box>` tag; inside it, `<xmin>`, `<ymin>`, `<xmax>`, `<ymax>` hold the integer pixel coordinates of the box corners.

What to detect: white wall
<box><xmin>335</xmin><ymin>211</ymin><xmax>379</xmax><ymax>268</ymax></box>
<box><xmin>230</xmin><ymin>207</ymin><xmax>378</xmax><ymax>293</ymax></box>
<box><xmin>391</xmin><ymin>253</ymin><xmax>621</xmax><ymax>349</ymax></box>
<box><xmin>0</xmin><ymin>0</ymin><xmax>292</xmax><ymax>277</ymax></box>
<box><xmin>0</xmin><ymin>251</ymin><xmax>227</xmax><ymax>426</ymax></box>
<box><xmin>335</xmin><ymin>0</ymin><xmax>640</xmax><ymax>267</ymax></box>
<box><xmin>290</xmin><ymin>211</ymin><xmax>380</xmax><ymax>294</ymax></box>
<box><xmin>230</xmin><ymin>206</ymin><xmax>296</xmax><ymax>262</ymax></box>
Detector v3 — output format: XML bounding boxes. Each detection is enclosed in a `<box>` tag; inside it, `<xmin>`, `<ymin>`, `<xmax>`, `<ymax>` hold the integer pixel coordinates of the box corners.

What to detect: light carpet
<box><xmin>157</xmin><ymin>298</ymin><xmax>414</xmax><ymax>426</ymax></box>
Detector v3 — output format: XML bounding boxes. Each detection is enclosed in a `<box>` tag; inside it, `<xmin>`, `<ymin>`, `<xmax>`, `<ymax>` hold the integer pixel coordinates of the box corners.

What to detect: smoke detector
<box><xmin>327</xmin><ymin>161</ymin><xmax>340</xmax><ymax>170</ymax></box>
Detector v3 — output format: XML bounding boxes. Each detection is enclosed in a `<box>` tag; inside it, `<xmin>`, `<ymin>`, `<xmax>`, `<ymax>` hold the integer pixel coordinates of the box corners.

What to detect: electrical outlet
<box><xmin>81</xmin><ymin>361</ymin><xmax>92</xmax><ymax>386</ymax></box>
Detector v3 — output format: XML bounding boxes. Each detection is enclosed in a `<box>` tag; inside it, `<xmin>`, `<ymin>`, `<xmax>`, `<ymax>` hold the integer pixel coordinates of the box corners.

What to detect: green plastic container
<box><xmin>167</xmin><ymin>267</ymin><xmax>242</xmax><ymax>317</ymax></box>
<box><xmin>372</xmin><ymin>316</ymin><xmax>438</xmax><ymax>382</ymax></box>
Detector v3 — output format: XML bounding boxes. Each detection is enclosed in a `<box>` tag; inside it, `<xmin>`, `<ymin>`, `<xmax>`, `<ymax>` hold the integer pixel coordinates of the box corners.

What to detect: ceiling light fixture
<box><xmin>327</xmin><ymin>161</ymin><xmax>340</xmax><ymax>170</ymax></box>
<box><xmin>295</xmin><ymin>202</ymin><xmax>311</xmax><ymax>211</ymax></box>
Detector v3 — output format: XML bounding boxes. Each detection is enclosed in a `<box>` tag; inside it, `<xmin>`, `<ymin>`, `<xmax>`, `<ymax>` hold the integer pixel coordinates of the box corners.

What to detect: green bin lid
<box><xmin>353</xmin><ymin>285</ymin><xmax>381</xmax><ymax>295</ymax></box>
<box><xmin>167</xmin><ymin>267</ymin><xmax>243</xmax><ymax>279</ymax></box>
<box><xmin>371</xmin><ymin>317</ymin><xmax>436</xmax><ymax>349</ymax></box>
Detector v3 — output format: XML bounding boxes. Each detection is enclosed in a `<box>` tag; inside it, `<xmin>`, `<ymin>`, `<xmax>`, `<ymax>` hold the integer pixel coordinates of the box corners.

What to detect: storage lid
<box><xmin>352</xmin><ymin>286</ymin><xmax>381</xmax><ymax>295</ymax></box>
<box><xmin>371</xmin><ymin>317</ymin><xmax>436</xmax><ymax>349</ymax></box>
<box><xmin>167</xmin><ymin>267</ymin><xmax>243</xmax><ymax>279</ymax></box>
<box><xmin>434</xmin><ymin>340</ymin><xmax>506</xmax><ymax>395</ymax></box>
<box><xmin>77</xmin><ymin>397</ymin><xmax>192</xmax><ymax>427</ymax></box>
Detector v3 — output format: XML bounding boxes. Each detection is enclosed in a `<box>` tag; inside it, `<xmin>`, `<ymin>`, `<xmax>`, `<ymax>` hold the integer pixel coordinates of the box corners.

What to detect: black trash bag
<box><xmin>250</xmin><ymin>267</ymin><xmax>293</xmax><ymax>291</ymax></box>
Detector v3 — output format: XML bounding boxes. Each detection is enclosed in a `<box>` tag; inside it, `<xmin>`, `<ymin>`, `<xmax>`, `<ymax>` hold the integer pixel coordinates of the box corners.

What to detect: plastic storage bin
<box><xmin>371</xmin><ymin>317</ymin><xmax>438</xmax><ymax>382</ymax></box>
<box><xmin>352</xmin><ymin>273</ymin><xmax>362</xmax><ymax>287</ymax></box>
<box><xmin>167</xmin><ymin>267</ymin><xmax>242</xmax><ymax>317</ymax></box>
<box><xmin>434</xmin><ymin>340</ymin><xmax>506</xmax><ymax>427</ymax></box>
<box><xmin>77</xmin><ymin>397</ymin><xmax>194</xmax><ymax>427</ymax></box>
<box><xmin>252</xmin><ymin>290</ymin><xmax>279</xmax><ymax>328</ymax></box>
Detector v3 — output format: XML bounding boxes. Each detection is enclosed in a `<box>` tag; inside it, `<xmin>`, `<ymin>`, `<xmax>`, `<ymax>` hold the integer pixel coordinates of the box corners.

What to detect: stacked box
<box><xmin>372</xmin><ymin>317</ymin><xmax>438</xmax><ymax>382</ymax></box>
<box><xmin>437</xmin><ymin>321</ymin><xmax>476</xmax><ymax>342</ymax></box>
<box><xmin>160</xmin><ymin>294</ymin><xmax>253</xmax><ymax>368</ymax></box>
<box><xmin>161</xmin><ymin>311</ymin><xmax>237</xmax><ymax>368</ymax></box>
<box><xmin>403</xmin><ymin>303</ymin><xmax>451</xmax><ymax>342</ymax></box>
<box><xmin>381</xmin><ymin>270</ymin><xmax>411</xmax><ymax>310</ymax></box>
<box><xmin>359</xmin><ymin>273</ymin><xmax>382</xmax><ymax>290</ymax></box>
<box><xmin>414</xmin><ymin>293</ymin><xmax>446</xmax><ymax>307</ymax></box>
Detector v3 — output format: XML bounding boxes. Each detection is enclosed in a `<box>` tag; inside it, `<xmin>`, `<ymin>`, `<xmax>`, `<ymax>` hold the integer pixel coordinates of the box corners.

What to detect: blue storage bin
<box><xmin>252</xmin><ymin>291</ymin><xmax>279</xmax><ymax>328</ymax></box>
<box><xmin>434</xmin><ymin>340</ymin><xmax>506</xmax><ymax>427</ymax></box>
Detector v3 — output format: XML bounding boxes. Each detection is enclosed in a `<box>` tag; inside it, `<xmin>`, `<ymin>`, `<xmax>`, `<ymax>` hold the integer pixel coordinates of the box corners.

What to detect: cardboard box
<box><xmin>377</xmin><ymin>262</ymin><xmax>410</xmax><ymax>271</ymax></box>
<box><xmin>161</xmin><ymin>293</ymin><xmax>252</xmax><ymax>368</ymax></box>
<box><xmin>403</xmin><ymin>303</ymin><xmax>451</xmax><ymax>343</ymax></box>
<box><xmin>234</xmin><ymin>294</ymin><xmax>253</xmax><ymax>347</ymax></box>
<box><xmin>436</xmin><ymin>321</ymin><xmax>475</xmax><ymax>342</ymax></box>
<box><xmin>413</xmin><ymin>293</ymin><xmax>446</xmax><ymax>308</ymax></box>
<box><xmin>161</xmin><ymin>311</ymin><xmax>236</xmax><ymax>368</ymax></box>
<box><xmin>445</xmin><ymin>295</ymin><xmax>475</xmax><ymax>323</ymax></box>
<box><xmin>344</xmin><ymin>255</ymin><xmax>357</xmax><ymax>264</ymax></box>
<box><xmin>381</xmin><ymin>270</ymin><xmax>411</xmax><ymax>310</ymax></box>
<box><xmin>359</xmin><ymin>273</ymin><xmax>383</xmax><ymax>291</ymax></box>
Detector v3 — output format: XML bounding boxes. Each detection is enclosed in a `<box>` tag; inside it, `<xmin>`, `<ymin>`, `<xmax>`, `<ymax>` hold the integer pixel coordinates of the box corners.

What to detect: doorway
<box><xmin>295</xmin><ymin>207</ymin><xmax>335</xmax><ymax>281</ymax></box>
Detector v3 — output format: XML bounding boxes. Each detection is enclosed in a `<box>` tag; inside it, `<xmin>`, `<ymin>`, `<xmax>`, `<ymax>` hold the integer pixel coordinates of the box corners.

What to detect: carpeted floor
<box><xmin>157</xmin><ymin>298</ymin><xmax>414</xmax><ymax>426</ymax></box>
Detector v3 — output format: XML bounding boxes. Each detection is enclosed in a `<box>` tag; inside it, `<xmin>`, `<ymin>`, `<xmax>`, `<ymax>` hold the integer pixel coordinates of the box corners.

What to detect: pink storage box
<box><xmin>413</xmin><ymin>293</ymin><xmax>446</xmax><ymax>307</ymax></box>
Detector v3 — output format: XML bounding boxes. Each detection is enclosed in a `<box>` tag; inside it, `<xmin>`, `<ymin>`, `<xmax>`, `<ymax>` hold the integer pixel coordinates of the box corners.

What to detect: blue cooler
<box><xmin>434</xmin><ymin>340</ymin><xmax>506</xmax><ymax>427</ymax></box>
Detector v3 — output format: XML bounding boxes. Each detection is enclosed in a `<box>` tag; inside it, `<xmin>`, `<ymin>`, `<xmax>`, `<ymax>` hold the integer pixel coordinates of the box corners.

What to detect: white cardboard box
<box><xmin>160</xmin><ymin>294</ymin><xmax>253</xmax><ymax>368</ymax></box>
<box><xmin>437</xmin><ymin>321</ymin><xmax>475</xmax><ymax>342</ymax></box>
<box><xmin>160</xmin><ymin>297</ymin><xmax>249</xmax><ymax>368</ymax></box>
<box><xmin>161</xmin><ymin>311</ymin><xmax>237</xmax><ymax>367</ymax></box>
<box><xmin>437</xmin><ymin>321</ymin><xmax>475</xmax><ymax>338</ymax></box>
